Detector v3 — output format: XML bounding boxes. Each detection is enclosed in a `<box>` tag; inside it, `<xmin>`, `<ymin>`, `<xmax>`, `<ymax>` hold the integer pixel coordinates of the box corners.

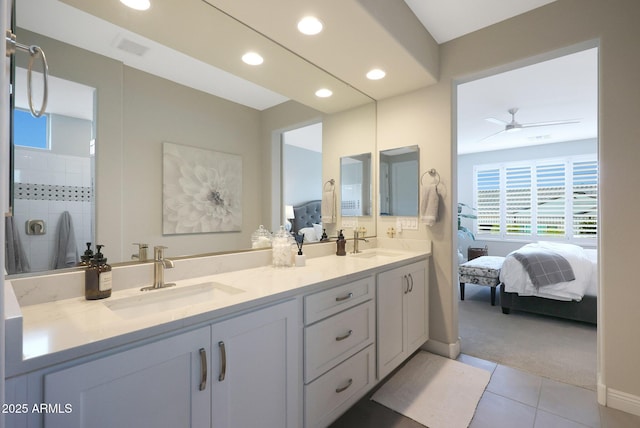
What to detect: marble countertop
<box><xmin>5</xmin><ymin>242</ymin><xmax>430</xmax><ymax>377</ymax></box>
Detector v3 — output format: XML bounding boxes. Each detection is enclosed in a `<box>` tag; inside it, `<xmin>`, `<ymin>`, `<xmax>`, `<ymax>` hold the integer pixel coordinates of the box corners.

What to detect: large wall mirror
<box><xmin>340</xmin><ymin>153</ymin><xmax>372</xmax><ymax>217</ymax></box>
<box><xmin>379</xmin><ymin>146</ymin><xmax>419</xmax><ymax>216</ymax></box>
<box><xmin>6</xmin><ymin>0</ymin><xmax>376</xmax><ymax>276</ymax></box>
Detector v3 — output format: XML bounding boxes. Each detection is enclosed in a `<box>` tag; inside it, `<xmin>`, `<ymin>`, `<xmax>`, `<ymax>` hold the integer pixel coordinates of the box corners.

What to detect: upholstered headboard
<box><xmin>292</xmin><ymin>200</ymin><xmax>321</xmax><ymax>234</ymax></box>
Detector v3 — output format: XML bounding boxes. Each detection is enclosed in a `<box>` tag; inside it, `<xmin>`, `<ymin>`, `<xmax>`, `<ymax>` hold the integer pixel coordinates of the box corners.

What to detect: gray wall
<box><xmin>283</xmin><ymin>144</ymin><xmax>322</xmax><ymax>207</ymax></box>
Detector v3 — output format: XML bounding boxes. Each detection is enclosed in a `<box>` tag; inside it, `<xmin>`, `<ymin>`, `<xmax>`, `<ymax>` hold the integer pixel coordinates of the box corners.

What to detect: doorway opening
<box><xmin>454</xmin><ymin>44</ymin><xmax>599</xmax><ymax>389</ymax></box>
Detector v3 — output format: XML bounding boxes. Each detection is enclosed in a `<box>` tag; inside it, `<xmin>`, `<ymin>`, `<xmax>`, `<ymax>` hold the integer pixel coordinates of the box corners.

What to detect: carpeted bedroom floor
<box><xmin>458</xmin><ymin>283</ymin><xmax>597</xmax><ymax>390</ymax></box>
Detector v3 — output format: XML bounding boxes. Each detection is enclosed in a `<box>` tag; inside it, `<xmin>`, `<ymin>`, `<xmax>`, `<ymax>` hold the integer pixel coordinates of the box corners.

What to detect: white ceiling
<box><xmin>16</xmin><ymin>0</ymin><xmax>596</xmax><ymax>152</ymax></box>
<box><xmin>457</xmin><ymin>48</ymin><xmax>598</xmax><ymax>154</ymax></box>
<box><xmin>403</xmin><ymin>0</ymin><xmax>559</xmax><ymax>44</ymax></box>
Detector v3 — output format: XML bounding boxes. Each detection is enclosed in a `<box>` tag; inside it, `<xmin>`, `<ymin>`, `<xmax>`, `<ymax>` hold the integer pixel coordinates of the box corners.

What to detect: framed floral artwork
<box><xmin>163</xmin><ymin>142</ymin><xmax>242</xmax><ymax>234</ymax></box>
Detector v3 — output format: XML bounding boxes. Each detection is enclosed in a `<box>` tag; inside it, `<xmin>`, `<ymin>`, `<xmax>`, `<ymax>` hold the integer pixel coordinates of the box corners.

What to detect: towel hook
<box><xmin>420</xmin><ymin>168</ymin><xmax>440</xmax><ymax>188</ymax></box>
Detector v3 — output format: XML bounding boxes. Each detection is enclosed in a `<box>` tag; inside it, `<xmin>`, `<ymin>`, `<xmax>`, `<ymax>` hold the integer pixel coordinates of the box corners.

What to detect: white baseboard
<box><xmin>606</xmin><ymin>387</ymin><xmax>640</xmax><ymax>417</ymax></box>
<box><xmin>420</xmin><ymin>338</ymin><xmax>461</xmax><ymax>359</ymax></box>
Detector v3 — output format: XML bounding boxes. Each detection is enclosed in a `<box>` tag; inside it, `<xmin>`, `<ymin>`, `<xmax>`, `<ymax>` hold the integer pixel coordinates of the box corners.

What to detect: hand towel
<box><xmin>5</xmin><ymin>216</ymin><xmax>30</xmax><ymax>274</ymax></box>
<box><xmin>52</xmin><ymin>211</ymin><xmax>79</xmax><ymax>269</ymax></box>
<box><xmin>420</xmin><ymin>184</ymin><xmax>439</xmax><ymax>226</ymax></box>
<box><xmin>322</xmin><ymin>189</ymin><xmax>337</xmax><ymax>224</ymax></box>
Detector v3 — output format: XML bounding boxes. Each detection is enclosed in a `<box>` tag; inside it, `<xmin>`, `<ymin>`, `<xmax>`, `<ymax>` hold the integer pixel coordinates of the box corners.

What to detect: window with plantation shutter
<box><xmin>473</xmin><ymin>155</ymin><xmax>597</xmax><ymax>243</ymax></box>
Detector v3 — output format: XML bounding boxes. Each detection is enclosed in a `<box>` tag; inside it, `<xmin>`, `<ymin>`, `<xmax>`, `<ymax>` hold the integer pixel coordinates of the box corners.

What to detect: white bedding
<box><xmin>500</xmin><ymin>241</ymin><xmax>597</xmax><ymax>301</ymax></box>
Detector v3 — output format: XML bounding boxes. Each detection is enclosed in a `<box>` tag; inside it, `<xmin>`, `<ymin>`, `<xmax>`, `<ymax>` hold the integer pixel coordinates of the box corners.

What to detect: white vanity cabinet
<box><xmin>43</xmin><ymin>326</ymin><xmax>211</xmax><ymax>428</ymax></box>
<box><xmin>40</xmin><ymin>299</ymin><xmax>300</xmax><ymax>428</ymax></box>
<box><xmin>211</xmin><ymin>299</ymin><xmax>300</xmax><ymax>428</ymax></box>
<box><xmin>376</xmin><ymin>260</ymin><xmax>429</xmax><ymax>380</ymax></box>
<box><xmin>302</xmin><ymin>276</ymin><xmax>376</xmax><ymax>428</ymax></box>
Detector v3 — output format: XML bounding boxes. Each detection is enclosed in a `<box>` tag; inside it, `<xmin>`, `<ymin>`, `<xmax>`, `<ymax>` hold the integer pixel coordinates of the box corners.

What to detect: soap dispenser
<box><xmin>336</xmin><ymin>230</ymin><xmax>346</xmax><ymax>256</ymax></box>
<box><xmin>77</xmin><ymin>242</ymin><xmax>93</xmax><ymax>267</ymax></box>
<box><xmin>85</xmin><ymin>244</ymin><xmax>112</xmax><ymax>300</ymax></box>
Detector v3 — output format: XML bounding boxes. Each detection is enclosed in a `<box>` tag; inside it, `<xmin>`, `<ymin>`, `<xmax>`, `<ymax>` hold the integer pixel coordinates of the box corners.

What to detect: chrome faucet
<box><xmin>141</xmin><ymin>246</ymin><xmax>176</xmax><ymax>291</ymax></box>
<box><xmin>131</xmin><ymin>243</ymin><xmax>149</xmax><ymax>261</ymax></box>
<box><xmin>351</xmin><ymin>230</ymin><xmax>369</xmax><ymax>254</ymax></box>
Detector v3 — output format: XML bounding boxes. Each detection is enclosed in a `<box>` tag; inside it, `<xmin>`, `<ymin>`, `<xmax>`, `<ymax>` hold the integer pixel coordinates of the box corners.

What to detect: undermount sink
<box><xmin>104</xmin><ymin>282</ymin><xmax>245</xmax><ymax>319</ymax></box>
<box><xmin>350</xmin><ymin>249</ymin><xmax>403</xmax><ymax>259</ymax></box>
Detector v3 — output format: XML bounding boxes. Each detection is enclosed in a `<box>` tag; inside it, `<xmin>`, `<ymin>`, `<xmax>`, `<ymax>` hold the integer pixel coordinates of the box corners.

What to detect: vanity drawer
<box><xmin>304</xmin><ymin>276</ymin><xmax>373</xmax><ymax>325</ymax></box>
<box><xmin>304</xmin><ymin>345</ymin><xmax>375</xmax><ymax>428</ymax></box>
<box><xmin>304</xmin><ymin>300</ymin><xmax>374</xmax><ymax>383</ymax></box>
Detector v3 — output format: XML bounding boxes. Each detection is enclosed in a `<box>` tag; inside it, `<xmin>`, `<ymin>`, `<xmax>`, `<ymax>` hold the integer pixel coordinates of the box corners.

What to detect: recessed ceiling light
<box><xmin>242</xmin><ymin>52</ymin><xmax>264</xmax><ymax>66</ymax></box>
<box><xmin>120</xmin><ymin>0</ymin><xmax>150</xmax><ymax>11</ymax></box>
<box><xmin>298</xmin><ymin>16</ymin><xmax>323</xmax><ymax>35</ymax></box>
<box><xmin>366</xmin><ymin>68</ymin><xmax>386</xmax><ymax>80</ymax></box>
<box><xmin>315</xmin><ymin>88</ymin><xmax>333</xmax><ymax>98</ymax></box>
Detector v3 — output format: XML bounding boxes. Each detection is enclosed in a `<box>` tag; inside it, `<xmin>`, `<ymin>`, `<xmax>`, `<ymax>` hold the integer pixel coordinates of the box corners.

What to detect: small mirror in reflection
<box><xmin>379</xmin><ymin>146</ymin><xmax>419</xmax><ymax>216</ymax></box>
<box><xmin>340</xmin><ymin>153</ymin><xmax>372</xmax><ymax>217</ymax></box>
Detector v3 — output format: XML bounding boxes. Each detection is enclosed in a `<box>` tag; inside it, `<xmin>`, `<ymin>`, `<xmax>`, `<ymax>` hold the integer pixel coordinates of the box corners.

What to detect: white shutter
<box><xmin>572</xmin><ymin>160</ymin><xmax>598</xmax><ymax>237</ymax></box>
<box><xmin>505</xmin><ymin>165</ymin><xmax>531</xmax><ymax>236</ymax></box>
<box><xmin>536</xmin><ymin>162</ymin><xmax>566</xmax><ymax>237</ymax></box>
<box><xmin>474</xmin><ymin>167</ymin><xmax>500</xmax><ymax>235</ymax></box>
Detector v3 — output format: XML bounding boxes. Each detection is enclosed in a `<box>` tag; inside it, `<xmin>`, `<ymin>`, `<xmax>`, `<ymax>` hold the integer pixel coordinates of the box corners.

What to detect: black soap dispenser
<box><xmin>85</xmin><ymin>244</ymin><xmax>112</xmax><ymax>300</ymax></box>
<box><xmin>77</xmin><ymin>242</ymin><xmax>94</xmax><ymax>267</ymax></box>
<box><xmin>336</xmin><ymin>230</ymin><xmax>346</xmax><ymax>256</ymax></box>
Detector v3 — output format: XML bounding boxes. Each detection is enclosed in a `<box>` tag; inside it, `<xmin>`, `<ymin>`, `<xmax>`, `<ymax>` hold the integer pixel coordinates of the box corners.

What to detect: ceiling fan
<box><xmin>481</xmin><ymin>107</ymin><xmax>580</xmax><ymax>140</ymax></box>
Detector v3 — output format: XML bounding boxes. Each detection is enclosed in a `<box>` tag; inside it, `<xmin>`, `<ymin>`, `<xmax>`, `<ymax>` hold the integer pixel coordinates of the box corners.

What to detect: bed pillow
<box><xmin>313</xmin><ymin>223</ymin><xmax>323</xmax><ymax>239</ymax></box>
<box><xmin>298</xmin><ymin>227</ymin><xmax>319</xmax><ymax>242</ymax></box>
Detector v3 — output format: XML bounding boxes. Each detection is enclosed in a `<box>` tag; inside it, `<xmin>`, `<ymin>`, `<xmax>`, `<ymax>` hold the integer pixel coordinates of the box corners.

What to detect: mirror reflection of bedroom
<box><xmin>456</xmin><ymin>46</ymin><xmax>599</xmax><ymax>390</ymax></box>
<box><xmin>282</xmin><ymin>122</ymin><xmax>323</xmax><ymax>241</ymax></box>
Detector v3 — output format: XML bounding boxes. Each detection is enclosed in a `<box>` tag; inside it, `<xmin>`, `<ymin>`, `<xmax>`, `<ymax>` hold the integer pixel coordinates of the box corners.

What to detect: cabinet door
<box><xmin>406</xmin><ymin>261</ymin><xmax>429</xmax><ymax>353</ymax></box>
<box><xmin>211</xmin><ymin>299</ymin><xmax>300</xmax><ymax>428</ymax></box>
<box><xmin>376</xmin><ymin>266</ymin><xmax>406</xmax><ymax>380</ymax></box>
<box><xmin>43</xmin><ymin>327</ymin><xmax>211</xmax><ymax>428</ymax></box>
<box><xmin>377</xmin><ymin>260</ymin><xmax>429</xmax><ymax>380</ymax></box>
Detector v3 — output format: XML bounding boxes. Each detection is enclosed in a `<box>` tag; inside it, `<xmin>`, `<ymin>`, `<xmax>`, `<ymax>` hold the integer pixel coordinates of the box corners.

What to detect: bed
<box><xmin>499</xmin><ymin>241</ymin><xmax>597</xmax><ymax>324</ymax></box>
<box><xmin>291</xmin><ymin>200</ymin><xmax>323</xmax><ymax>242</ymax></box>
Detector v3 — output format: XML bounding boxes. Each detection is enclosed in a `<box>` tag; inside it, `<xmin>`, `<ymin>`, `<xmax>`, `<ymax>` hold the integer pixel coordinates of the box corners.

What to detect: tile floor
<box><xmin>330</xmin><ymin>353</ymin><xmax>640</xmax><ymax>428</ymax></box>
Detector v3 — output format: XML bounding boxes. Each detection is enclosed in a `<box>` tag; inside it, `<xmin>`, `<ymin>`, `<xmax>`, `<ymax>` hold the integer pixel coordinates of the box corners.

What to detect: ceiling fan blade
<box><xmin>521</xmin><ymin>119</ymin><xmax>581</xmax><ymax>128</ymax></box>
<box><xmin>479</xmin><ymin>129</ymin><xmax>505</xmax><ymax>141</ymax></box>
<box><xmin>485</xmin><ymin>117</ymin><xmax>508</xmax><ymax>125</ymax></box>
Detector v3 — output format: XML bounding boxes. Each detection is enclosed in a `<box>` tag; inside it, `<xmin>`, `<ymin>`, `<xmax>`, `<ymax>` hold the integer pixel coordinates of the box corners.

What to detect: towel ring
<box><xmin>324</xmin><ymin>179</ymin><xmax>335</xmax><ymax>191</ymax></box>
<box><xmin>420</xmin><ymin>168</ymin><xmax>440</xmax><ymax>188</ymax></box>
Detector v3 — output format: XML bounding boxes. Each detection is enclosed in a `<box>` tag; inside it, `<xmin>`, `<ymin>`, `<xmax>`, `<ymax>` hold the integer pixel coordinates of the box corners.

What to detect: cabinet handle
<box><xmin>403</xmin><ymin>275</ymin><xmax>409</xmax><ymax>294</ymax></box>
<box><xmin>335</xmin><ymin>330</ymin><xmax>353</xmax><ymax>342</ymax></box>
<box><xmin>218</xmin><ymin>341</ymin><xmax>227</xmax><ymax>382</ymax></box>
<box><xmin>335</xmin><ymin>292</ymin><xmax>353</xmax><ymax>302</ymax></box>
<box><xmin>199</xmin><ymin>348</ymin><xmax>207</xmax><ymax>391</ymax></box>
<box><xmin>335</xmin><ymin>378</ymin><xmax>353</xmax><ymax>393</ymax></box>
<box><xmin>408</xmin><ymin>273</ymin><xmax>414</xmax><ymax>293</ymax></box>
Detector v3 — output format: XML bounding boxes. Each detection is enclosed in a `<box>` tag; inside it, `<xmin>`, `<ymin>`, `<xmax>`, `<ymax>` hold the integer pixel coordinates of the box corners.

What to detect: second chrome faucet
<box><xmin>141</xmin><ymin>246</ymin><xmax>176</xmax><ymax>291</ymax></box>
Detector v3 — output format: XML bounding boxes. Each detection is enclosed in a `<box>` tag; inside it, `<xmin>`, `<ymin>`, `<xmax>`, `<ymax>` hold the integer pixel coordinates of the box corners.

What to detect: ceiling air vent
<box><xmin>115</xmin><ymin>37</ymin><xmax>149</xmax><ymax>57</ymax></box>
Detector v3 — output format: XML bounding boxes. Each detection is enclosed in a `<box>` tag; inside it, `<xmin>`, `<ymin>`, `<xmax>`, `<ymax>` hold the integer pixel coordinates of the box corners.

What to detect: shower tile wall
<box><xmin>13</xmin><ymin>148</ymin><xmax>93</xmax><ymax>272</ymax></box>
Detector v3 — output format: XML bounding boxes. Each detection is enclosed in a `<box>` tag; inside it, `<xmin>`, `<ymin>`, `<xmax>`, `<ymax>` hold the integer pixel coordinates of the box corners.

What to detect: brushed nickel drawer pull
<box><xmin>408</xmin><ymin>273</ymin><xmax>414</xmax><ymax>292</ymax></box>
<box><xmin>335</xmin><ymin>330</ymin><xmax>353</xmax><ymax>342</ymax></box>
<box><xmin>335</xmin><ymin>292</ymin><xmax>354</xmax><ymax>302</ymax></box>
<box><xmin>335</xmin><ymin>378</ymin><xmax>353</xmax><ymax>393</ymax></box>
<box><xmin>218</xmin><ymin>341</ymin><xmax>227</xmax><ymax>382</ymax></box>
<box><xmin>198</xmin><ymin>348</ymin><xmax>207</xmax><ymax>391</ymax></box>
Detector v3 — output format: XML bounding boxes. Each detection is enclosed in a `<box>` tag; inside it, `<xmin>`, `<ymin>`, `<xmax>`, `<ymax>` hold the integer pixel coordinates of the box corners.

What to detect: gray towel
<box><xmin>420</xmin><ymin>184</ymin><xmax>439</xmax><ymax>226</ymax></box>
<box><xmin>51</xmin><ymin>211</ymin><xmax>79</xmax><ymax>269</ymax></box>
<box><xmin>5</xmin><ymin>216</ymin><xmax>30</xmax><ymax>275</ymax></box>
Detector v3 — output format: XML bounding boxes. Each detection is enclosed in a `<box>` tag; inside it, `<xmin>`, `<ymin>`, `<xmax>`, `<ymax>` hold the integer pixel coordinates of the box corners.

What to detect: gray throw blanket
<box><xmin>513</xmin><ymin>250</ymin><xmax>575</xmax><ymax>287</ymax></box>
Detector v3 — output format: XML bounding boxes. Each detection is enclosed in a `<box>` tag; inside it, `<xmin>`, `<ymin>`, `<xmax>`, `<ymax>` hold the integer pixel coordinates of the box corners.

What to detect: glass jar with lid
<box><xmin>271</xmin><ymin>226</ymin><xmax>295</xmax><ymax>267</ymax></box>
<box><xmin>251</xmin><ymin>225</ymin><xmax>272</xmax><ymax>249</ymax></box>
